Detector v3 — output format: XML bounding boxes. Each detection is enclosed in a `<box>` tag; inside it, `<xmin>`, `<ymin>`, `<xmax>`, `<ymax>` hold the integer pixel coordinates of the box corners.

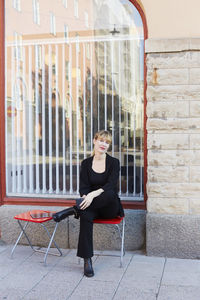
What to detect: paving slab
<box><xmin>1</xmin><ymin>245</ymin><xmax>200</xmax><ymax>300</ymax></box>
<box><xmin>116</xmin><ymin>254</ymin><xmax>165</xmax><ymax>293</ymax></box>
<box><xmin>157</xmin><ymin>285</ymin><xmax>200</xmax><ymax>300</ymax></box>
<box><xmin>0</xmin><ymin>288</ymin><xmax>28</xmax><ymax>300</ymax></box>
<box><xmin>113</xmin><ymin>286</ymin><xmax>157</xmax><ymax>300</ymax></box>
<box><xmin>24</xmin><ymin>277</ymin><xmax>83</xmax><ymax>300</ymax></box>
<box><xmin>68</xmin><ymin>279</ymin><xmax>118</xmax><ymax>300</ymax></box>
<box><xmin>162</xmin><ymin>258</ymin><xmax>200</xmax><ymax>287</ymax></box>
<box><xmin>84</xmin><ymin>252</ymin><xmax>132</xmax><ymax>282</ymax></box>
<box><xmin>0</xmin><ymin>245</ymin><xmax>34</xmax><ymax>280</ymax></box>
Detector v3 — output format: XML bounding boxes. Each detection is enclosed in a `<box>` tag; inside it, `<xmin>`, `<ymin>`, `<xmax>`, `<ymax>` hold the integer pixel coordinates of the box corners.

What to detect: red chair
<box><xmin>93</xmin><ymin>216</ymin><xmax>125</xmax><ymax>267</ymax></box>
<box><xmin>11</xmin><ymin>210</ymin><xmax>62</xmax><ymax>265</ymax></box>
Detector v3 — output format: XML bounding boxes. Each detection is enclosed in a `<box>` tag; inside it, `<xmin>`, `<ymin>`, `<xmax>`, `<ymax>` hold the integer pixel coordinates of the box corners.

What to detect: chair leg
<box><xmin>120</xmin><ymin>218</ymin><xmax>125</xmax><ymax>268</ymax></box>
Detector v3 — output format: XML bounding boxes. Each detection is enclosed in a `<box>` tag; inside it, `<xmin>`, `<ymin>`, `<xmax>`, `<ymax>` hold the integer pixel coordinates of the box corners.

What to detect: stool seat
<box><xmin>14</xmin><ymin>210</ymin><xmax>54</xmax><ymax>223</ymax></box>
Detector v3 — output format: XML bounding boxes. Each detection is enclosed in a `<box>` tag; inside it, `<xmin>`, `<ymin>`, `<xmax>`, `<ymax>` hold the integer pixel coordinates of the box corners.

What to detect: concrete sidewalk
<box><xmin>0</xmin><ymin>244</ymin><xmax>200</xmax><ymax>300</ymax></box>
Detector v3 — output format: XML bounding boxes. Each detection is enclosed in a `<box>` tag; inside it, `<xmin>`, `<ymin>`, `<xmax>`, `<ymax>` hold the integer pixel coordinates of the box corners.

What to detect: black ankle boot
<box><xmin>84</xmin><ymin>258</ymin><xmax>94</xmax><ymax>277</ymax></box>
<box><xmin>52</xmin><ymin>206</ymin><xmax>79</xmax><ymax>222</ymax></box>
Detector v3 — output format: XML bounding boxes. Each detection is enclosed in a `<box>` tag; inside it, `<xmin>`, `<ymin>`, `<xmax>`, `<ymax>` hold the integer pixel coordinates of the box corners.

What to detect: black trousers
<box><xmin>77</xmin><ymin>190</ymin><xmax>120</xmax><ymax>258</ymax></box>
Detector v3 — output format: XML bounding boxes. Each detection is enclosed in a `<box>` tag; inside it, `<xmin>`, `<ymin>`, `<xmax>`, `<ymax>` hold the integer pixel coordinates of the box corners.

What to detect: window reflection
<box><xmin>5</xmin><ymin>0</ymin><xmax>144</xmax><ymax>199</ymax></box>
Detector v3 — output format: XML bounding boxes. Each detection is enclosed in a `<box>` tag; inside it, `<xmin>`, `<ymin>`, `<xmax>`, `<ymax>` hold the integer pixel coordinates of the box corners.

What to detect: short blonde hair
<box><xmin>92</xmin><ymin>130</ymin><xmax>112</xmax><ymax>155</ymax></box>
<box><xmin>94</xmin><ymin>130</ymin><xmax>112</xmax><ymax>143</ymax></box>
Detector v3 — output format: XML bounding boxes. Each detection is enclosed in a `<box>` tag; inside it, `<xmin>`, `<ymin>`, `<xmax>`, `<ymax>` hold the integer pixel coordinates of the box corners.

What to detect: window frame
<box><xmin>50</xmin><ymin>12</ymin><xmax>56</xmax><ymax>36</ymax></box>
<box><xmin>0</xmin><ymin>0</ymin><xmax>148</xmax><ymax>210</ymax></box>
<box><xmin>74</xmin><ymin>0</ymin><xmax>79</xmax><ymax>18</ymax></box>
<box><xmin>63</xmin><ymin>0</ymin><xmax>68</xmax><ymax>9</ymax></box>
<box><xmin>13</xmin><ymin>0</ymin><xmax>21</xmax><ymax>12</ymax></box>
<box><xmin>84</xmin><ymin>11</ymin><xmax>89</xmax><ymax>28</ymax></box>
<box><xmin>33</xmin><ymin>0</ymin><xmax>40</xmax><ymax>25</ymax></box>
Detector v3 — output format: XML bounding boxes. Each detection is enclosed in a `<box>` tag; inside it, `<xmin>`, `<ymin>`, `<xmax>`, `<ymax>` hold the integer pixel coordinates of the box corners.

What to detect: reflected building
<box><xmin>5</xmin><ymin>0</ymin><xmax>144</xmax><ymax>199</ymax></box>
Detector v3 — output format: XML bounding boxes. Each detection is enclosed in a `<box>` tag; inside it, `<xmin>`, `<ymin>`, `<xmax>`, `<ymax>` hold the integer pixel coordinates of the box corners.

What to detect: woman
<box><xmin>53</xmin><ymin>130</ymin><xmax>124</xmax><ymax>277</ymax></box>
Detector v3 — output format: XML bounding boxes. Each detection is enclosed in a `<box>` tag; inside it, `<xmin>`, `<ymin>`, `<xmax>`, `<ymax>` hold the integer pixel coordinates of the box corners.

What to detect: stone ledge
<box><xmin>145</xmin><ymin>38</ymin><xmax>200</xmax><ymax>53</ymax></box>
<box><xmin>0</xmin><ymin>205</ymin><xmax>146</xmax><ymax>251</ymax></box>
<box><xmin>146</xmin><ymin>213</ymin><xmax>200</xmax><ymax>259</ymax></box>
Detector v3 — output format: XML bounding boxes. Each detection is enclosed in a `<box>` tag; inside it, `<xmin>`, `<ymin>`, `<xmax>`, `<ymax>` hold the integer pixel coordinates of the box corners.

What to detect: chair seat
<box><xmin>93</xmin><ymin>216</ymin><xmax>124</xmax><ymax>224</ymax></box>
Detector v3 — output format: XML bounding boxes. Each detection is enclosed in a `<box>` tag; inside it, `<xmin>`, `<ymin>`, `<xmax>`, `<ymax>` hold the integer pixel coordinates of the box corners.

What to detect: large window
<box><xmin>5</xmin><ymin>0</ymin><xmax>144</xmax><ymax>201</ymax></box>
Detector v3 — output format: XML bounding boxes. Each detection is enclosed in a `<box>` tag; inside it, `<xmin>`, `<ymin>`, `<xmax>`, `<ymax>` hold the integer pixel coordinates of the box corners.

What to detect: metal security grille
<box><xmin>6</xmin><ymin>36</ymin><xmax>144</xmax><ymax>200</ymax></box>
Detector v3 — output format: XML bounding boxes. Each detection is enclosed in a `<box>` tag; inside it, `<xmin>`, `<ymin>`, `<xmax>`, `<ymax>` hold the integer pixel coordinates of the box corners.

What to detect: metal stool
<box><xmin>93</xmin><ymin>216</ymin><xmax>125</xmax><ymax>267</ymax></box>
<box><xmin>11</xmin><ymin>210</ymin><xmax>62</xmax><ymax>265</ymax></box>
<box><xmin>78</xmin><ymin>216</ymin><xmax>125</xmax><ymax>267</ymax></box>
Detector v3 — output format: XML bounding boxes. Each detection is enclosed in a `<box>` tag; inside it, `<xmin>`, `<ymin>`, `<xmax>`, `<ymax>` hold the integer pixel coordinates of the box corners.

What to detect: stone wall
<box><xmin>0</xmin><ymin>205</ymin><xmax>146</xmax><ymax>252</ymax></box>
<box><xmin>146</xmin><ymin>38</ymin><xmax>200</xmax><ymax>258</ymax></box>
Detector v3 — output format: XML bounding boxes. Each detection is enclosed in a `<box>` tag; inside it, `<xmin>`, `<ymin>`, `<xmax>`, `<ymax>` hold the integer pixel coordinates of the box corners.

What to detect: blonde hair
<box><xmin>92</xmin><ymin>130</ymin><xmax>112</xmax><ymax>155</ymax></box>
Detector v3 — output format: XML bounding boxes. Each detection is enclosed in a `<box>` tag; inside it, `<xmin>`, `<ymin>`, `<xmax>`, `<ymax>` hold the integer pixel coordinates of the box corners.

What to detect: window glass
<box><xmin>5</xmin><ymin>0</ymin><xmax>144</xmax><ymax>200</ymax></box>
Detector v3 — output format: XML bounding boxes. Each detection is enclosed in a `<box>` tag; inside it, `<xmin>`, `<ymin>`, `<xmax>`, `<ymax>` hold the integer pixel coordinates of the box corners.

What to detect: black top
<box><xmin>79</xmin><ymin>153</ymin><xmax>124</xmax><ymax>217</ymax></box>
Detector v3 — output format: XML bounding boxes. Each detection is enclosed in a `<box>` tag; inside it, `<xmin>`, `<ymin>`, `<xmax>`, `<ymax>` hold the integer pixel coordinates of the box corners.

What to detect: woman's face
<box><xmin>93</xmin><ymin>137</ymin><xmax>111</xmax><ymax>154</ymax></box>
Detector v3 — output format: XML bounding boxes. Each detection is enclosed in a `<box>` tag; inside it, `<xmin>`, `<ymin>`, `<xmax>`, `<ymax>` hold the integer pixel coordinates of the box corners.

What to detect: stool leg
<box><xmin>11</xmin><ymin>221</ymin><xmax>29</xmax><ymax>258</ymax></box>
<box><xmin>17</xmin><ymin>220</ymin><xmax>36</xmax><ymax>251</ymax></box>
<box><xmin>41</xmin><ymin>223</ymin><xmax>62</xmax><ymax>257</ymax></box>
<box><xmin>43</xmin><ymin>223</ymin><xmax>61</xmax><ymax>265</ymax></box>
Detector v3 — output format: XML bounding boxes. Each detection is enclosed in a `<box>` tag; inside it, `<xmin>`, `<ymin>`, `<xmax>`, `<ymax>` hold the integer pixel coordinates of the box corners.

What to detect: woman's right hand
<box><xmin>79</xmin><ymin>193</ymin><xmax>94</xmax><ymax>210</ymax></box>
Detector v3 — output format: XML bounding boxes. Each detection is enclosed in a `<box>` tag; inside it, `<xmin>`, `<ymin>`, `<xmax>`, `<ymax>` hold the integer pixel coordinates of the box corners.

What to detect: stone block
<box><xmin>190</xmin><ymin>166</ymin><xmax>200</xmax><ymax>182</ymax></box>
<box><xmin>147</xmin><ymin>68</ymin><xmax>189</xmax><ymax>86</ymax></box>
<box><xmin>189</xmin><ymin>150</ymin><xmax>200</xmax><ymax>165</ymax></box>
<box><xmin>147</xmin><ymin>118</ymin><xmax>200</xmax><ymax>133</ymax></box>
<box><xmin>148</xmin><ymin>150</ymin><xmax>200</xmax><ymax>166</ymax></box>
<box><xmin>190</xmin><ymin>101</ymin><xmax>200</xmax><ymax>117</ymax></box>
<box><xmin>190</xmin><ymin>51</ymin><xmax>200</xmax><ymax>67</ymax></box>
<box><xmin>146</xmin><ymin>213</ymin><xmax>200</xmax><ymax>259</ymax></box>
<box><xmin>147</xmin><ymin>182</ymin><xmax>200</xmax><ymax>198</ymax></box>
<box><xmin>189</xmin><ymin>38</ymin><xmax>200</xmax><ymax>50</ymax></box>
<box><xmin>147</xmin><ymin>134</ymin><xmax>189</xmax><ymax>150</ymax></box>
<box><xmin>147</xmin><ymin>85</ymin><xmax>200</xmax><ymax>102</ymax></box>
<box><xmin>175</xmin><ymin>183</ymin><xmax>200</xmax><ymax>197</ymax></box>
<box><xmin>145</xmin><ymin>38</ymin><xmax>190</xmax><ymax>53</ymax></box>
<box><xmin>190</xmin><ymin>134</ymin><xmax>200</xmax><ymax>149</ymax></box>
<box><xmin>189</xmin><ymin>68</ymin><xmax>200</xmax><ymax>84</ymax></box>
<box><xmin>146</xmin><ymin>52</ymin><xmax>190</xmax><ymax>69</ymax></box>
<box><xmin>147</xmin><ymin>198</ymin><xmax>189</xmax><ymax>214</ymax></box>
<box><xmin>146</xmin><ymin>101</ymin><xmax>189</xmax><ymax>118</ymax></box>
<box><xmin>190</xmin><ymin>199</ymin><xmax>200</xmax><ymax>214</ymax></box>
<box><xmin>148</xmin><ymin>166</ymin><xmax>189</xmax><ymax>183</ymax></box>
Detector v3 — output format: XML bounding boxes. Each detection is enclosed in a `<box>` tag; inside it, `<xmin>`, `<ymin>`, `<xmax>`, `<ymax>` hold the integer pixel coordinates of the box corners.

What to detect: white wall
<box><xmin>139</xmin><ymin>0</ymin><xmax>200</xmax><ymax>38</ymax></box>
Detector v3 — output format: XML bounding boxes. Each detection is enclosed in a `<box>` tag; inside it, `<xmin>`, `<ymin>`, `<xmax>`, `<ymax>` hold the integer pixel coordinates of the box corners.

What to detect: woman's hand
<box><xmin>80</xmin><ymin>188</ymin><xmax>104</xmax><ymax>210</ymax></box>
<box><xmin>80</xmin><ymin>193</ymin><xmax>94</xmax><ymax>210</ymax></box>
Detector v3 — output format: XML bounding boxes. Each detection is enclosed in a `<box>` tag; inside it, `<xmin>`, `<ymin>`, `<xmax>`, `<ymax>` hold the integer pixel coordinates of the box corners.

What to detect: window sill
<box><xmin>2</xmin><ymin>196</ymin><xmax>146</xmax><ymax>210</ymax></box>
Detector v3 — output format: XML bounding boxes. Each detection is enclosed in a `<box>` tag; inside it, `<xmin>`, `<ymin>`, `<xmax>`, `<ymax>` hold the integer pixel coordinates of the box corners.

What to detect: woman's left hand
<box><xmin>79</xmin><ymin>193</ymin><xmax>94</xmax><ymax>210</ymax></box>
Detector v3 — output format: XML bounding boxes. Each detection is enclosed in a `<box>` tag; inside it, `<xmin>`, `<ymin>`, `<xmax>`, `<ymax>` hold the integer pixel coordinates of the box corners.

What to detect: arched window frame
<box><xmin>0</xmin><ymin>0</ymin><xmax>148</xmax><ymax>209</ymax></box>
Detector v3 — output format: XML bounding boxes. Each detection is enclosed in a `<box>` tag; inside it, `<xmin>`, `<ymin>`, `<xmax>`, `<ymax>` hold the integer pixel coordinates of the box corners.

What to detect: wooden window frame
<box><xmin>0</xmin><ymin>0</ymin><xmax>148</xmax><ymax>210</ymax></box>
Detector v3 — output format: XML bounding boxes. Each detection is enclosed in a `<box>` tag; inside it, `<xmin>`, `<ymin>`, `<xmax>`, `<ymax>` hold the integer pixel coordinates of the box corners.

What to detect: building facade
<box><xmin>1</xmin><ymin>0</ymin><xmax>200</xmax><ymax>257</ymax></box>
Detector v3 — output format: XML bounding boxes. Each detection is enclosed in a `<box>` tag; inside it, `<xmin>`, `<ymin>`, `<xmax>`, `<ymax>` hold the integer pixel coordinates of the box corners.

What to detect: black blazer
<box><xmin>79</xmin><ymin>153</ymin><xmax>124</xmax><ymax>217</ymax></box>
